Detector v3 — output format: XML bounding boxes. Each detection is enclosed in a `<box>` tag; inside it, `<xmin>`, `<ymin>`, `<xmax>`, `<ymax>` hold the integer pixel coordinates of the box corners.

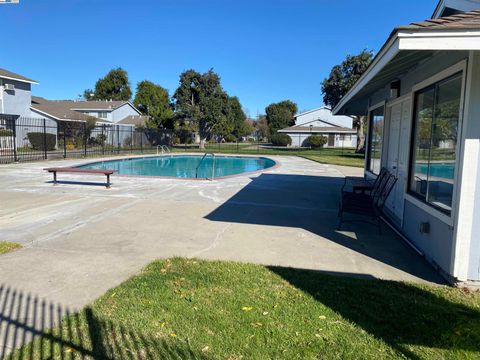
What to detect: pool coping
<box><xmin>72</xmin><ymin>153</ymin><xmax>281</xmax><ymax>181</ymax></box>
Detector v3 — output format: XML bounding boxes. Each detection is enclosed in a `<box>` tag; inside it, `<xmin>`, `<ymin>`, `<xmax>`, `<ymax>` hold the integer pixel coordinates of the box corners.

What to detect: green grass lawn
<box><xmin>12</xmin><ymin>258</ymin><xmax>480</xmax><ymax>359</ymax></box>
<box><xmin>172</xmin><ymin>145</ymin><xmax>365</xmax><ymax>168</ymax></box>
<box><xmin>0</xmin><ymin>241</ymin><xmax>21</xmax><ymax>254</ymax></box>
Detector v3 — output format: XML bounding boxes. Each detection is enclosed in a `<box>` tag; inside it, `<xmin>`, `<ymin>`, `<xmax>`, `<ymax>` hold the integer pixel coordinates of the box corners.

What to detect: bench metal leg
<box><xmin>53</xmin><ymin>171</ymin><xmax>57</xmax><ymax>185</ymax></box>
<box><xmin>106</xmin><ymin>174</ymin><xmax>110</xmax><ymax>188</ymax></box>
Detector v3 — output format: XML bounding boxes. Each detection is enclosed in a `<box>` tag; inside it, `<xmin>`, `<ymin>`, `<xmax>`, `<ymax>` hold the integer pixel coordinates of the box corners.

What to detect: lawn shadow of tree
<box><xmin>268</xmin><ymin>266</ymin><xmax>480</xmax><ymax>359</ymax></box>
<box><xmin>0</xmin><ymin>285</ymin><xmax>208</xmax><ymax>360</ymax></box>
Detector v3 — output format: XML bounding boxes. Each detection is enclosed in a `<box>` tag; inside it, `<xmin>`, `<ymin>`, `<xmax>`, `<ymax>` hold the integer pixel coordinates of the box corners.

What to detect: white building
<box><xmin>278</xmin><ymin>106</ymin><xmax>357</xmax><ymax>147</ymax></box>
<box><xmin>333</xmin><ymin>0</ymin><xmax>480</xmax><ymax>285</ymax></box>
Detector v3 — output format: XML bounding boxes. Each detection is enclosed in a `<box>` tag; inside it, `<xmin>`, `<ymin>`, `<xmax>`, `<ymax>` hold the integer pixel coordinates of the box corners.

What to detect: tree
<box><xmin>265</xmin><ymin>100</ymin><xmax>297</xmax><ymax>134</ymax></box>
<box><xmin>228</xmin><ymin>96</ymin><xmax>249</xmax><ymax>139</ymax></box>
<box><xmin>85</xmin><ymin>67</ymin><xmax>132</xmax><ymax>101</ymax></box>
<box><xmin>83</xmin><ymin>89</ymin><xmax>95</xmax><ymax>100</ymax></box>
<box><xmin>133</xmin><ymin>80</ymin><xmax>174</xmax><ymax>129</ymax></box>
<box><xmin>173</xmin><ymin>69</ymin><xmax>229</xmax><ymax>149</ymax></box>
<box><xmin>256</xmin><ymin>115</ymin><xmax>269</xmax><ymax>140</ymax></box>
<box><xmin>235</xmin><ymin>121</ymin><xmax>255</xmax><ymax>140</ymax></box>
<box><xmin>321</xmin><ymin>50</ymin><xmax>373</xmax><ymax>152</ymax></box>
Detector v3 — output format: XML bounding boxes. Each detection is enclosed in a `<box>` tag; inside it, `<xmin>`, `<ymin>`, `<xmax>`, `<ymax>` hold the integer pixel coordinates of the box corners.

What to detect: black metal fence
<box><xmin>0</xmin><ymin>116</ymin><xmax>172</xmax><ymax>164</ymax></box>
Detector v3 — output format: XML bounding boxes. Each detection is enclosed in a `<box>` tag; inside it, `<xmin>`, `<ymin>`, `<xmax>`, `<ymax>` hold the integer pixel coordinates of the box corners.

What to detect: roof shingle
<box><xmin>0</xmin><ymin>68</ymin><xmax>37</xmax><ymax>84</ymax></box>
<box><xmin>397</xmin><ymin>9</ymin><xmax>480</xmax><ymax>31</ymax></box>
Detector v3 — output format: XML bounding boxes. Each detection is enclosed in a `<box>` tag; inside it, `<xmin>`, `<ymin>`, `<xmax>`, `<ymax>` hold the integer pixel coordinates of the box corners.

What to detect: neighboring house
<box><xmin>0</xmin><ymin>68</ymin><xmax>37</xmax><ymax>118</ymax></box>
<box><xmin>333</xmin><ymin>0</ymin><xmax>480</xmax><ymax>285</ymax></box>
<box><xmin>0</xmin><ymin>69</ymin><xmax>46</xmax><ymax>151</ymax></box>
<box><xmin>278</xmin><ymin>107</ymin><xmax>357</xmax><ymax>147</ymax></box>
<box><xmin>117</xmin><ymin>115</ymin><xmax>149</xmax><ymax>127</ymax></box>
<box><xmin>30</xmin><ymin>96</ymin><xmax>144</xmax><ymax>126</ymax></box>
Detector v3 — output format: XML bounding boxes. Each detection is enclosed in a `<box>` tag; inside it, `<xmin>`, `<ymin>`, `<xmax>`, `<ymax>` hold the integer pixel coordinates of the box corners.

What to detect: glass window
<box><xmin>409</xmin><ymin>73</ymin><xmax>462</xmax><ymax>213</ymax></box>
<box><xmin>98</xmin><ymin>111</ymin><xmax>108</xmax><ymax>119</ymax></box>
<box><xmin>367</xmin><ymin>106</ymin><xmax>385</xmax><ymax>175</ymax></box>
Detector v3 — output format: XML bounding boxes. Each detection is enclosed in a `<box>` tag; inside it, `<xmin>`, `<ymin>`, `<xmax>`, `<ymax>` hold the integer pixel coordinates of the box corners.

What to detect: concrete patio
<box><xmin>0</xmin><ymin>155</ymin><xmax>443</xmax><ymax>354</ymax></box>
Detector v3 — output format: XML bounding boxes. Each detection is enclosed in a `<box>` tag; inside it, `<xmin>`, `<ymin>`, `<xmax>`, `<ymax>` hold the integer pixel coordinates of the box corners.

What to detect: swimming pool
<box><xmin>77</xmin><ymin>155</ymin><xmax>276</xmax><ymax>179</ymax></box>
<box><xmin>415</xmin><ymin>162</ymin><xmax>455</xmax><ymax>179</ymax></box>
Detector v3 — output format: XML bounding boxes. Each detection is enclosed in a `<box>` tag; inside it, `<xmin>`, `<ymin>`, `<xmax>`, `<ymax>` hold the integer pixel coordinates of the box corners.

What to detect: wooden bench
<box><xmin>44</xmin><ymin>167</ymin><xmax>117</xmax><ymax>188</ymax></box>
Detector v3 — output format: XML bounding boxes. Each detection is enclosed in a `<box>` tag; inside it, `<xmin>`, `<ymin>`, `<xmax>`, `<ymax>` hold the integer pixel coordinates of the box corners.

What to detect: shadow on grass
<box><xmin>0</xmin><ymin>285</ymin><xmax>207</xmax><ymax>360</ymax></box>
<box><xmin>269</xmin><ymin>266</ymin><xmax>480</xmax><ymax>359</ymax></box>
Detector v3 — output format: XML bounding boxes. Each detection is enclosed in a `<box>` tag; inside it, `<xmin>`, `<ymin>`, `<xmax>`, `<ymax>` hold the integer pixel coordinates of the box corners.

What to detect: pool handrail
<box><xmin>156</xmin><ymin>145</ymin><xmax>171</xmax><ymax>155</ymax></box>
<box><xmin>195</xmin><ymin>152</ymin><xmax>215</xmax><ymax>180</ymax></box>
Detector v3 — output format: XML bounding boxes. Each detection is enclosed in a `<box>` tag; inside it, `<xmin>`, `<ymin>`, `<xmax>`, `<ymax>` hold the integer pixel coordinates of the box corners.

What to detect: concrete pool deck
<box><xmin>0</xmin><ymin>154</ymin><xmax>443</xmax><ymax>353</ymax></box>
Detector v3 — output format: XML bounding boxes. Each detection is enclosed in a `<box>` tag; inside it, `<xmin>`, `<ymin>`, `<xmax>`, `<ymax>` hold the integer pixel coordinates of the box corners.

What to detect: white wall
<box><xmin>1</xmin><ymin>79</ymin><xmax>32</xmax><ymax>117</ymax></box>
<box><xmin>363</xmin><ymin>51</ymin><xmax>471</xmax><ymax>282</ymax></box>
<box><xmin>285</xmin><ymin>132</ymin><xmax>357</xmax><ymax>148</ymax></box>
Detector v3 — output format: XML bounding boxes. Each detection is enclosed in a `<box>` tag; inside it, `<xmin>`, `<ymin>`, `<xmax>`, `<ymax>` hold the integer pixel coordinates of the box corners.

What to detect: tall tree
<box><xmin>321</xmin><ymin>50</ymin><xmax>373</xmax><ymax>151</ymax></box>
<box><xmin>173</xmin><ymin>69</ymin><xmax>229</xmax><ymax>149</ymax></box>
<box><xmin>228</xmin><ymin>96</ymin><xmax>248</xmax><ymax>139</ymax></box>
<box><xmin>133</xmin><ymin>80</ymin><xmax>174</xmax><ymax>129</ymax></box>
<box><xmin>256</xmin><ymin>115</ymin><xmax>270</xmax><ymax>140</ymax></box>
<box><xmin>265</xmin><ymin>100</ymin><xmax>297</xmax><ymax>134</ymax></box>
<box><xmin>85</xmin><ymin>67</ymin><xmax>132</xmax><ymax>101</ymax></box>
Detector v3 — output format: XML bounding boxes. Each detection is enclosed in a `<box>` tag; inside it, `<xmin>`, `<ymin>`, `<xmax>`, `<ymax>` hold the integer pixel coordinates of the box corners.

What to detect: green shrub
<box><xmin>305</xmin><ymin>135</ymin><xmax>327</xmax><ymax>148</ymax></box>
<box><xmin>0</xmin><ymin>129</ymin><xmax>13</xmax><ymax>137</ymax></box>
<box><xmin>96</xmin><ymin>133</ymin><xmax>107</xmax><ymax>145</ymax></box>
<box><xmin>175</xmin><ymin>129</ymin><xmax>194</xmax><ymax>144</ymax></box>
<box><xmin>123</xmin><ymin>136</ymin><xmax>132</xmax><ymax>148</ymax></box>
<box><xmin>224</xmin><ymin>134</ymin><xmax>236</xmax><ymax>142</ymax></box>
<box><xmin>270</xmin><ymin>133</ymin><xmax>292</xmax><ymax>147</ymax></box>
<box><xmin>27</xmin><ymin>132</ymin><xmax>56</xmax><ymax>151</ymax></box>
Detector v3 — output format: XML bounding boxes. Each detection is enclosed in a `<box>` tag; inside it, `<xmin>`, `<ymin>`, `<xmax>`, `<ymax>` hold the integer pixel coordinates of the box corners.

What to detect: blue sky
<box><xmin>1</xmin><ymin>0</ymin><xmax>437</xmax><ymax>116</ymax></box>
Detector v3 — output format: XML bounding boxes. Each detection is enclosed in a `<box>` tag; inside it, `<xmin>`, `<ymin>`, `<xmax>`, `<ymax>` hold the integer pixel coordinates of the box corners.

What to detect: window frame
<box><xmin>406</xmin><ymin>60</ymin><xmax>467</xmax><ymax>221</ymax></box>
<box><xmin>366</xmin><ymin>101</ymin><xmax>386</xmax><ymax>176</ymax></box>
<box><xmin>98</xmin><ymin>111</ymin><xmax>108</xmax><ymax>119</ymax></box>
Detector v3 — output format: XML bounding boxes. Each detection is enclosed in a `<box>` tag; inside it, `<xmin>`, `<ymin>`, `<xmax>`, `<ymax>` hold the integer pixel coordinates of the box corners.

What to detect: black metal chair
<box><xmin>341</xmin><ymin>167</ymin><xmax>389</xmax><ymax>195</ymax></box>
<box><xmin>338</xmin><ymin>171</ymin><xmax>397</xmax><ymax>234</ymax></box>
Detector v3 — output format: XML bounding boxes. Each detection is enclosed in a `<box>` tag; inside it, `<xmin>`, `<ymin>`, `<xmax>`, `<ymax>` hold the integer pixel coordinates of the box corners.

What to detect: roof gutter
<box><xmin>333</xmin><ymin>28</ymin><xmax>480</xmax><ymax>115</ymax></box>
<box><xmin>397</xmin><ymin>29</ymin><xmax>480</xmax><ymax>50</ymax></box>
<box><xmin>1</xmin><ymin>75</ymin><xmax>38</xmax><ymax>85</ymax></box>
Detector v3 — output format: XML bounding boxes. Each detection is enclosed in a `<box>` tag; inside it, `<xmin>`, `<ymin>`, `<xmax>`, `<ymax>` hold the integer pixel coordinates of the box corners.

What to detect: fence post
<box><xmin>117</xmin><ymin>126</ymin><xmax>120</xmax><ymax>153</ymax></box>
<box><xmin>130</xmin><ymin>126</ymin><xmax>133</xmax><ymax>153</ymax></box>
<box><xmin>140</xmin><ymin>130</ymin><xmax>143</xmax><ymax>153</ymax></box>
<box><xmin>63</xmin><ymin>124</ymin><xmax>66</xmax><ymax>158</ymax></box>
<box><xmin>102</xmin><ymin>125</ymin><xmax>105</xmax><ymax>155</ymax></box>
<box><xmin>110</xmin><ymin>125</ymin><xmax>114</xmax><ymax>153</ymax></box>
<box><xmin>83</xmin><ymin>122</ymin><xmax>87</xmax><ymax>157</ymax></box>
<box><xmin>12</xmin><ymin>117</ymin><xmax>18</xmax><ymax>162</ymax></box>
<box><xmin>43</xmin><ymin>118</ymin><xmax>47</xmax><ymax>160</ymax></box>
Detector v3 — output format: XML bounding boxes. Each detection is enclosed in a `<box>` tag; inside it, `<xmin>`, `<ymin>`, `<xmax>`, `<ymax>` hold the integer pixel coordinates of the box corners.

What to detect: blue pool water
<box><xmin>78</xmin><ymin>155</ymin><xmax>276</xmax><ymax>179</ymax></box>
<box><xmin>415</xmin><ymin>162</ymin><xmax>455</xmax><ymax>179</ymax></box>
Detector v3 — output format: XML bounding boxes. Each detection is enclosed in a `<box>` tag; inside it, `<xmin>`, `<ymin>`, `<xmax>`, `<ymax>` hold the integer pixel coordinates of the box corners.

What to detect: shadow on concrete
<box><xmin>205</xmin><ymin>173</ymin><xmax>443</xmax><ymax>284</ymax></box>
<box><xmin>268</xmin><ymin>265</ymin><xmax>480</xmax><ymax>359</ymax></box>
<box><xmin>45</xmin><ymin>180</ymin><xmax>110</xmax><ymax>188</ymax></box>
<box><xmin>0</xmin><ymin>285</ymin><xmax>207</xmax><ymax>359</ymax></box>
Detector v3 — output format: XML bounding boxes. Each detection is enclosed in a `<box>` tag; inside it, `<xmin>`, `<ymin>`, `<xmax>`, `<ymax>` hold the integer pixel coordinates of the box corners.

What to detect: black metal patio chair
<box><xmin>341</xmin><ymin>167</ymin><xmax>389</xmax><ymax>195</ymax></box>
<box><xmin>337</xmin><ymin>171</ymin><xmax>397</xmax><ymax>234</ymax></box>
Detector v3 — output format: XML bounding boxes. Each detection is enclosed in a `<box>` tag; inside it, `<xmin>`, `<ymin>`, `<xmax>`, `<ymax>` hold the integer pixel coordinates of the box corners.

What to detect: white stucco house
<box><xmin>278</xmin><ymin>106</ymin><xmax>357</xmax><ymax>147</ymax></box>
<box><xmin>333</xmin><ymin>0</ymin><xmax>480</xmax><ymax>285</ymax></box>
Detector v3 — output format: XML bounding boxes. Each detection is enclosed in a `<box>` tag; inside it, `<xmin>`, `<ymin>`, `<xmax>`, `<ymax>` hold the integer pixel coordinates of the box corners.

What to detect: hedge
<box><xmin>270</xmin><ymin>133</ymin><xmax>292</xmax><ymax>147</ymax></box>
<box><xmin>27</xmin><ymin>132</ymin><xmax>56</xmax><ymax>151</ymax></box>
<box><xmin>224</xmin><ymin>134</ymin><xmax>236</xmax><ymax>143</ymax></box>
<box><xmin>304</xmin><ymin>135</ymin><xmax>327</xmax><ymax>148</ymax></box>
